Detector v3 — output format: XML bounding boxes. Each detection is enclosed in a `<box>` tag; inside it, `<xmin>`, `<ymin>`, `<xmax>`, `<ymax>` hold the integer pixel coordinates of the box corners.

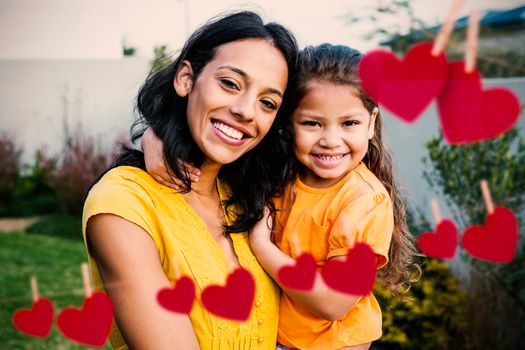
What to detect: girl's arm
<box><xmin>86</xmin><ymin>214</ymin><xmax>200</xmax><ymax>349</ymax></box>
<box><xmin>142</xmin><ymin>128</ymin><xmax>200</xmax><ymax>189</ymax></box>
<box><xmin>249</xmin><ymin>211</ymin><xmax>363</xmax><ymax>321</ymax></box>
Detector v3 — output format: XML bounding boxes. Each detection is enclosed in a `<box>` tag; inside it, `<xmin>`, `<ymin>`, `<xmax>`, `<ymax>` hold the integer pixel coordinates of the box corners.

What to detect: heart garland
<box><xmin>201</xmin><ymin>267</ymin><xmax>255</xmax><ymax>321</ymax></box>
<box><xmin>277</xmin><ymin>252</ymin><xmax>317</xmax><ymax>291</ymax></box>
<box><xmin>321</xmin><ymin>243</ymin><xmax>377</xmax><ymax>296</ymax></box>
<box><xmin>418</xmin><ymin>181</ymin><xmax>518</xmax><ymax>263</ymax></box>
<box><xmin>437</xmin><ymin>61</ymin><xmax>521</xmax><ymax>144</ymax></box>
<box><xmin>359</xmin><ymin>42</ymin><xmax>521</xmax><ymax>144</ymax></box>
<box><xmin>12</xmin><ymin>297</ymin><xmax>54</xmax><ymax>338</ymax></box>
<box><xmin>418</xmin><ymin>219</ymin><xmax>458</xmax><ymax>259</ymax></box>
<box><xmin>157</xmin><ymin>275</ymin><xmax>196</xmax><ymax>314</ymax></box>
<box><xmin>417</xmin><ymin>209</ymin><xmax>518</xmax><ymax>263</ymax></box>
<box><xmin>462</xmin><ymin>207</ymin><xmax>518</xmax><ymax>263</ymax></box>
<box><xmin>57</xmin><ymin>291</ymin><xmax>114</xmax><ymax>347</ymax></box>
<box><xmin>359</xmin><ymin>42</ymin><xmax>448</xmax><ymax>123</ymax></box>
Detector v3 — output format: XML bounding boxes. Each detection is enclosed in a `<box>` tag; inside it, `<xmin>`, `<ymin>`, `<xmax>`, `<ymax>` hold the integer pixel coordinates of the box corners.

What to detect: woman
<box><xmin>83</xmin><ymin>11</ymin><xmax>298</xmax><ymax>349</ymax></box>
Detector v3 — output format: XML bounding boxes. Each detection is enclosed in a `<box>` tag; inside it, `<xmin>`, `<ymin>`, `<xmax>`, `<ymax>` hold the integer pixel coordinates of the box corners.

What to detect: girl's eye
<box><xmin>220</xmin><ymin>79</ymin><xmax>239</xmax><ymax>90</ymax></box>
<box><xmin>343</xmin><ymin>120</ymin><xmax>359</xmax><ymax>127</ymax></box>
<box><xmin>261</xmin><ymin>99</ymin><xmax>277</xmax><ymax>110</ymax></box>
<box><xmin>302</xmin><ymin>120</ymin><xmax>320</xmax><ymax>127</ymax></box>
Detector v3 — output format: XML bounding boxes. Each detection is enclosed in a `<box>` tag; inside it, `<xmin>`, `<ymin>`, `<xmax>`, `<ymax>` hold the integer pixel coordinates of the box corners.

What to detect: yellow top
<box><xmin>82</xmin><ymin>166</ymin><xmax>280</xmax><ymax>350</ymax></box>
<box><xmin>273</xmin><ymin>163</ymin><xmax>393</xmax><ymax>350</ymax></box>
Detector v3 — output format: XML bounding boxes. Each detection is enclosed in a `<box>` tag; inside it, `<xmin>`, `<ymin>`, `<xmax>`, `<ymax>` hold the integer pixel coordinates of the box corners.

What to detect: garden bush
<box><xmin>50</xmin><ymin>129</ymin><xmax>111</xmax><ymax>216</ymax></box>
<box><xmin>422</xmin><ymin>129</ymin><xmax>525</xmax><ymax>349</ymax></box>
<box><xmin>0</xmin><ymin>125</ymin><xmax>117</xmax><ymax>218</ymax></box>
<box><xmin>0</xmin><ymin>133</ymin><xmax>22</xmax><ymax>214</ymax></box>
<box><xmin>373</xmin><ymin>258</ymin><xmax>471</xmax><ymax>350</ymax></box>
<box><xmin>25</xmin><ymin>213</ymin><xmax>82</xmax><ymax>241</ymax></box>
<box><xmin>0</xmin><ymin>143</ymin><xmax>60</xmax><ymax>217</ymax></box>
<box><xmin>373</xmin><ymin>208</ymin><xmax>472</xmax><ymax>350</ymax></box>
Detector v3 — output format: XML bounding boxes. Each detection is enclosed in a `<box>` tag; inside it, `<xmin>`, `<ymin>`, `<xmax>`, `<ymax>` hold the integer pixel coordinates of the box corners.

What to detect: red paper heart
<box><xmin>320</xmin><ymin>243</ymin><xmax>376</xmax><ymax>295</ymax></box>
<box><xmin>12</xmin><ymin>297</ymin><xmax>54</xmax><ymax>338</ymax></box>
<box><xmin>201</xmin><ymin>268</ymin><xmax>255</xmax><ymax>321</ymax></box>
<box><xmin>462</xmin><ymin>207</ymin><xmax>518</xmax><ymax>263</ymax></box>
<box><xmin>359</xmin><ymin>42</ymin><xmax>448</xmax><ymax>122</ymax></box>
<box><xmin>437</xmin><ymin>61</ymin><xmax>521</xmax><ymax>144</ymax></box>
<box><xmin>157</xmin><ymin>275</ymin><xmax>195</xmax><ymax>313</ymax></box>
<box><xmin>417</xmin><ymin>219</ymin><xmax>458</xmax><ymax>259</ymax></box>
<box><xmin>57</xmin><ymin>291</ymin><xmax>114</xmax><ymax>347</ymax></box>
<box><xmin>277</xmin><ymin>253</ymin><xmax>316</xmax><ymax>291</ymax></box>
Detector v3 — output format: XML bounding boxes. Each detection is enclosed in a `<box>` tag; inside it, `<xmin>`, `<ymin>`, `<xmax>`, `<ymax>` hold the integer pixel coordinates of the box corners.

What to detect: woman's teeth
<box><xmin>213</xmin><ymin>122</ymin><xmax>243</xmax><ymax>140</ymax></box>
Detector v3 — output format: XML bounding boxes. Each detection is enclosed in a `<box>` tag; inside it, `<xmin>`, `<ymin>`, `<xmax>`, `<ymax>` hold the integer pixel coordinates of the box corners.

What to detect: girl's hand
<box><xmin>142</xmin><ymin>128</ymin><xmax>201</xmax><ymax>190</ymax></box>
<box><xmin>249</xmin><ymin>207</ymin><xmax>273</xmax><ymax>246</ymax></box>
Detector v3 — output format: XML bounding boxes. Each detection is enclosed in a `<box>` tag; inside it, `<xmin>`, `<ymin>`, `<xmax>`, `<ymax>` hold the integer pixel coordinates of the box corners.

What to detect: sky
<box><xmin>0</xmin><ymin>0</ymin><xmax>523</xmax><ymax>59</ymax></box>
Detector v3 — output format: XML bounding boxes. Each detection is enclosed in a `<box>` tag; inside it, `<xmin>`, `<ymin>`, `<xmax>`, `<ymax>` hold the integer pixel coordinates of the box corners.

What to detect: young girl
<box><xmin>143</xmin><ymin>44</ymin><xmax>417</xmax><ymax>350</ymax></box>
<box><xmin>248</xmin><ymin>44</ymin><xmax>417</xmax><ymax>350</ymax></box>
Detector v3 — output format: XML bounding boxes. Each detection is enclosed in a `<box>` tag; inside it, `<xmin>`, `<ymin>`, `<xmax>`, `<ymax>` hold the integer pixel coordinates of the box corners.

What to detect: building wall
<box><xmin>0</xmin><ymin>58</ymin><xmax>151</xmax><ymax>163</ymax></box>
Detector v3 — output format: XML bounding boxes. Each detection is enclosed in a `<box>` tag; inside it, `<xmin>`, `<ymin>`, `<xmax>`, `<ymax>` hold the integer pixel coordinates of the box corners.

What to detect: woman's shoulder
<box><xmin>96</xmin><ymin>165</ymin><xmax>148</xmax><ymax>185</ymax></box>
<box><xmin>84</xmin><ymin>166</ymin><xmax>166</xmax><ymax>216</ymax></box>
<box><xmin>91</xmin><ymin>166</ymin><xmax>171</xmax><ymax>195</ymax></box>
<box><xmin>85</xmin><ymin>166</ymin><xmax>151</xmax><ymax>208</ymax></box>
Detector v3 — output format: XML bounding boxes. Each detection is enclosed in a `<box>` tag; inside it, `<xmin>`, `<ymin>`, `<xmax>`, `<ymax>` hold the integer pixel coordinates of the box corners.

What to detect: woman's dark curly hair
<box><xmin>94</xmin><ymin>10</ymin><xmax>298</xmax><ymax>234</ymax></box>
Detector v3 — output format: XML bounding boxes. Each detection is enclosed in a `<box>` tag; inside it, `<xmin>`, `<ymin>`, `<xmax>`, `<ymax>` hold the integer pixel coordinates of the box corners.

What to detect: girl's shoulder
<box><xmin>347</xmin><ymin>163</ymin><xmax>390</xmax><ymax>200</ymax></box>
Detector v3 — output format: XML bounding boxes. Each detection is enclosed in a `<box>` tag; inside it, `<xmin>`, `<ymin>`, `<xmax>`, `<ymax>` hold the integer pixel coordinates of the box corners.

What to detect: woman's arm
<box><xmin>249</xmin><ymin>212</ymin><xmax>362</xmax><ymax>321</ymax></box>
<box><xmin>86</xmin><ymin>214</ymin><xmax>200</xmax><ymax>349</ymax></box>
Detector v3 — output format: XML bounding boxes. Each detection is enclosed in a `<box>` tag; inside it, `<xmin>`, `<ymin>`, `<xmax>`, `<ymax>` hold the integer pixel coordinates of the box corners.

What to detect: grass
<box><xmin>0</xmin><ymin>232</ymin><xmax>111</xmax><ymax>349</ymax></box>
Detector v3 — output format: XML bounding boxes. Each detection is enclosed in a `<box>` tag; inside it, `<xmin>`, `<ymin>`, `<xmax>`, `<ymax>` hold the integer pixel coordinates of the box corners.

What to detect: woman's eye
<box><xmin>261</xmin><ymin>99</ymin><xmax>277</xmax><ymax>110</ymax></box>
<box><xmin>220</xmin><ymin>79</ymin><xmax>239</xmax><ymax>90</ymax></box>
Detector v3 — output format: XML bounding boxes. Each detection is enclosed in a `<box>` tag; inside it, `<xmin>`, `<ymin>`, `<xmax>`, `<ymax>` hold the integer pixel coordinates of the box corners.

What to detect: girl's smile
<box><xmin>311</xmin><ymin>152</ymin><xmax>349</xmax><ymax>168</ymax></box>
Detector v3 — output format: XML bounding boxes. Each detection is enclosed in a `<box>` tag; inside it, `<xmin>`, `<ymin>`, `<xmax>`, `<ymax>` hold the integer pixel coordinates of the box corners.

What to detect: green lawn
<box><xmin>0</xmin><ymin>232</ymin><xmax>111</xmax><ymax>349</ymax></box>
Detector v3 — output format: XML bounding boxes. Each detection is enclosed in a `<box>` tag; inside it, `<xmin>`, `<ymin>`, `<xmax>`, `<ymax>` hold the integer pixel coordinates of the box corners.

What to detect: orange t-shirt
<box><xmin>273</xmin><ymin>163</ymin><xmax>394</xmax><ymax>349</ymax></box>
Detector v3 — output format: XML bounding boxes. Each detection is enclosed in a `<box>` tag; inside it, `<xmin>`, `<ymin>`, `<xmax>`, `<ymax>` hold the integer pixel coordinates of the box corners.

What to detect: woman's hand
<box><xmin>142</xmin><ymin>128</ymin><xmax>201</xmax><ymax>190</ymax></box>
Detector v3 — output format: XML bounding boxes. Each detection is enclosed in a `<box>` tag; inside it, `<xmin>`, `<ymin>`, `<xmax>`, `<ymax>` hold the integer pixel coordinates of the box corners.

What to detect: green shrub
<box><xmin>0</xmin><ymin>149</ymin><xmax>60</xmax><ymax>217</ymax></box>
<box><xmin>49</xmin><ymin>126</ymin><xmax>113</xmax><ymax>216</ymax></box>
<box><xmin>423</xmin><ymin>129</ymin><xmax>525</xmax><ymax>349</ymax></box>
<box><xmin>0</xmin><ymin>124</ymin><xmax>115</xmax><ymax>218</ymax></box>
<box><xmin>0</xmin><ymin>133</ymin><xmax>22</xmax><ymax>206</ymax></box>
<box><xmin>374</xmin><ymin>259</ymin><xmax>471</xmax><ymax>350</ymax></box>
<box><xmin>25</xmin><ymin>213</ymin><xmax>82</xmax><ymax>241</ymax></box>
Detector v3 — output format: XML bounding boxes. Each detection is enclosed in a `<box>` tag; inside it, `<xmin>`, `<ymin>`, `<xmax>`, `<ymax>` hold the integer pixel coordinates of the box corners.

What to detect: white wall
<box><xmin>0</xmin><ymin>58</ymin><xmax>150</xmax><ymax>163</ymax></box>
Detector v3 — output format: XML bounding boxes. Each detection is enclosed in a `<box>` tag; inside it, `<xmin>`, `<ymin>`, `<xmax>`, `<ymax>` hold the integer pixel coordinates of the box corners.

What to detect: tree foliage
<box><xmin>151</xmin><ymin>45</ymin><xmax>172</xmax><ymax>73</ymax></box>
<box><xmin>344</xmin><ymin>0</ymin><xmax>525</xmax><ymax>77</ymax></box>
<box><xmin>422</xmin><ymin>129</ymin><xmax>525</xmax><ymax>349</ymax></box>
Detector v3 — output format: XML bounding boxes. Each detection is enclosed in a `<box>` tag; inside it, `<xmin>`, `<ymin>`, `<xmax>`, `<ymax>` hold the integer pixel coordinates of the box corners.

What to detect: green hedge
<box><xmin>25</xmin><ymin>214</ymin><xmax>82</xmax><ymax>241</ymax></box>
<box><xmin>374</xmin><ymin>259</ymin><xmax>471</xmax><ymax>350</ymax></box>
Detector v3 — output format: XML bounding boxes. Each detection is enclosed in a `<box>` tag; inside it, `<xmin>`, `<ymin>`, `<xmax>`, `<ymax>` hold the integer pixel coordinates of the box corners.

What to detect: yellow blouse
<box><xmin>82</xmin><ymin>166</ymin><xmax>279</xmax><ymax>350</ymax></box>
